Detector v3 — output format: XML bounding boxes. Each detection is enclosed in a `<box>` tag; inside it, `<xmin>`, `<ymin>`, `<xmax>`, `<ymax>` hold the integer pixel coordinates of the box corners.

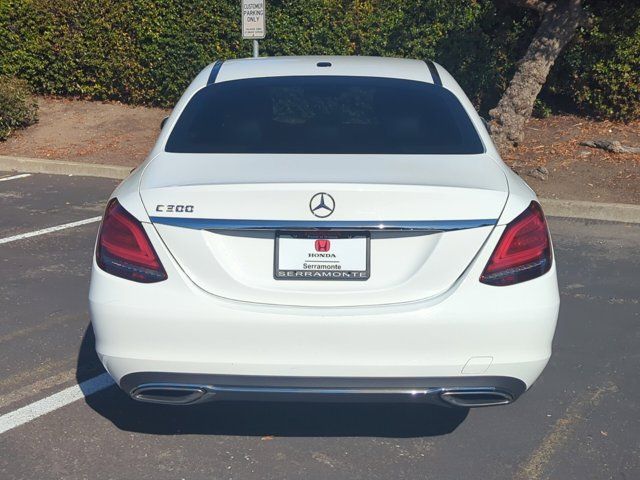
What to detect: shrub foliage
<box><xmin>0</xmin><ymin>0</ymin><xmax>637</xmax><ymax>120</ymax></box>
<box><xmin>0</xmin><ymin>76</ymin><xmax>38</xmax><ymax>140</ymax></box>
<box><xmin>552</xmin><ymin>1</ymin><xmax>640</xmax><ymax>121</ymax></box>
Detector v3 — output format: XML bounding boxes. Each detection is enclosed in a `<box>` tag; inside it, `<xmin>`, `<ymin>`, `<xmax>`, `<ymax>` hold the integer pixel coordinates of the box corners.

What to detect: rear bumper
<box><xmin>121</xmin><ymin>372</ymin><xmax>526</xmax><ymax>407</ymax></box>
<box><xmin>90</xmin><ymin>219</ymin><xmax>560</xmax><ymax>405</ymax></box>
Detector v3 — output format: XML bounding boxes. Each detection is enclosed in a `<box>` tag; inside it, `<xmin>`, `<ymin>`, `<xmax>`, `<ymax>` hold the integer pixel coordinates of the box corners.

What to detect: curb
<box><xmin>540</xmin><ymin>198</ymin><xmax>640</xmax><ymax>225</ymax></box>
<box><xmin>0</xmin><ymin>155</ymin><xmax>131</xmax><ymax>180</ymax></box>
<box><xmin>2</xmin><ymin>154</ymin><xmax>639</xmax><ymax>224</ymax></box>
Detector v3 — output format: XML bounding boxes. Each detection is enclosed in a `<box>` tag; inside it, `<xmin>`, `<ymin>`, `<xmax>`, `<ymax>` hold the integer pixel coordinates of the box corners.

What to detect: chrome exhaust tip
<box><xmin>439</xmin><ymin>388</ymin><xmax>513</xmax><ymax>408</ymax></box>
<box><xmin>131</xmin><ymin>384</ymin><xmax>207</xmax><ymax>405</ymax></box>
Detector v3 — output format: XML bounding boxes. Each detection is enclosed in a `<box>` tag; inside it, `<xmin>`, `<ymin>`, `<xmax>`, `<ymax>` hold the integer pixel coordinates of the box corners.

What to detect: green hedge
<box><xmin>0</xmin><ymin>76</ymin><xmax>38</xmax><ymax>140</ymax></box>
<box><xmin>0</xmin><ymin>0</ymin><xmax>638</xmax><ymax>120</ymax></box>
<box><xmin>551</xmin><ymin>1</ymin><xmax>640</xmax><ymax>121</ymax></box>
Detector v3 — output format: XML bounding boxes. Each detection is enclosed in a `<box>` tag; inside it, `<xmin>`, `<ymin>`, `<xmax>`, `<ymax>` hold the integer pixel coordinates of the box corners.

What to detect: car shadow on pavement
<box><xmin>77</xmin><ymin>324</ymin><xmax>469</xmax><ymax>438</ymax></box>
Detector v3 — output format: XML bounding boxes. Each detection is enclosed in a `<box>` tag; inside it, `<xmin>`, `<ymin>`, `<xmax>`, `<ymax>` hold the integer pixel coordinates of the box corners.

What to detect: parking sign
<box><xmin>242</xmin><ymin>1</ymin><xmax>266</xmax><ymax>39</ymax></box>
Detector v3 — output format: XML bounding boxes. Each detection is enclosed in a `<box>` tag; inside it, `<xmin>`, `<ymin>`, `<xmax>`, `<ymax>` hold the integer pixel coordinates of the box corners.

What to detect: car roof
<box><xmin>143</xmin><ymin>55</ymin><xmax>502</xmax><ymax>188</ymax></box>
<box><xmin>213</xmin><ymin>56</ymin><xmax>436</xmax><ymax>85</ymax></box>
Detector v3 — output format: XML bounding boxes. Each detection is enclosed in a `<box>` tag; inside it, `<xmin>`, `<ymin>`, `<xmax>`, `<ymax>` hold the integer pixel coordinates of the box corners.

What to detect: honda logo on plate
<box><xmin>315</xmin><ymin>239</ymin><xmax>331</xmax><ymax>252</ymax></box>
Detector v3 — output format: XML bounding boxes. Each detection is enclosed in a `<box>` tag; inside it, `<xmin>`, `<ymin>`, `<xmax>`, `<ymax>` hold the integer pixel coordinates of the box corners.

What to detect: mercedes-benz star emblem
<box><xmin>309</xmin><ymin>192</ymin><xmax>335</xmax><ymax>218</ymax></box>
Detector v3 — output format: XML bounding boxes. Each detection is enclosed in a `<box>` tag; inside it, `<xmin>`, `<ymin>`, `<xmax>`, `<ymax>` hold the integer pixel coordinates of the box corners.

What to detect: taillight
<box><xmin>96</xmin><ymin>199</ymin><xmax>167</xmax><ymax>283</ymax></box>
<box><xmin>480</xmin><ymin>201</ymin><xmax>552</xmax><ymax>286</ymax></box>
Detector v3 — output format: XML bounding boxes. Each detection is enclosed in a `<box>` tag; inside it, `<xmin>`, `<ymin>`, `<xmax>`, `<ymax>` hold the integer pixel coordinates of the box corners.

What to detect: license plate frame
<box><xmin>274</xmin><ymin>231</ymin><xmax>370</xmax><ymax>281</ymax></box>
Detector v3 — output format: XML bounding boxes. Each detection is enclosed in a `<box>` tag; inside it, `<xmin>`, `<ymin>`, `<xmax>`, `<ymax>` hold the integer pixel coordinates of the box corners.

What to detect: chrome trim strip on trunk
<box><xmin>149</xmin><ymin>217</ymin><xmax>497</xmax><ymax>232</ymax></box>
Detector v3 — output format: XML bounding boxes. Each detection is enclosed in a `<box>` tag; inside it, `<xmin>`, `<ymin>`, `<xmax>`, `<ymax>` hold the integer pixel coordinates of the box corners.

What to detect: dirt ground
<box><xmin>505</xmin><ymin>116</ymin><xmax>640</xmax><ymax>204</ymax></box>
<box><xmin>1</xmin><ymin>97</ymin><xmax>638</xmax><ymax>204</ymax></box>
<box><xmin>0</xmin><ymin>97</ymin><xmax>169</xmax><ymax>166</ymax></box>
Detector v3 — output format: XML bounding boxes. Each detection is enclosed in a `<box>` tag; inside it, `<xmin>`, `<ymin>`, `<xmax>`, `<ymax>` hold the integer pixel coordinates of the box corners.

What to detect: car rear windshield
<box><xmin>165</xmin><ymin>76</ymin><xmax>484</xmax><ymax>154</ymax></box>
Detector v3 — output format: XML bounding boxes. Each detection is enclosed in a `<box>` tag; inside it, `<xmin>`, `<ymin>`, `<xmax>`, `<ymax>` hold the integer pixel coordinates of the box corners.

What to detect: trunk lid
<box><xmin>140</xmin><ymin>153</ymin><xmax>507</xmax><ymax>307</ymax></box>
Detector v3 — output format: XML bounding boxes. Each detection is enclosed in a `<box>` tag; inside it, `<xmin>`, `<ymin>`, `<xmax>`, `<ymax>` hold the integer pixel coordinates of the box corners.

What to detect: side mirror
<box><xmin>160</xmin><ymin>116</ymin><xmax>169</xmax><ymax>130</ymax></box>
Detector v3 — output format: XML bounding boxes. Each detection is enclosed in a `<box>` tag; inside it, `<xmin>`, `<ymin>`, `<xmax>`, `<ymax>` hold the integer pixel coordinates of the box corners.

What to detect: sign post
<box><xmin>241</xmin><ymin>1</ymin><xmax>266</xmax><ymax>58</ymax></box>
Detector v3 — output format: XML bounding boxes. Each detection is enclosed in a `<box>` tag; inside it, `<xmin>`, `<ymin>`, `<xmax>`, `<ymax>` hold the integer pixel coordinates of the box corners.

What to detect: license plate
<box><xmin>274</xmin><ymin>231</ymin><xmax>370</xmax><ymax>280</ymax></box>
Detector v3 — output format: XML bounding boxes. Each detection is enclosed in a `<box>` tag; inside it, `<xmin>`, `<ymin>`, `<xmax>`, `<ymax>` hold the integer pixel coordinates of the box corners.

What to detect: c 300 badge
<box><xmin>155</xmin><ymin>204</ymin><xmax>194</xmax><ymax>213</ymax></box>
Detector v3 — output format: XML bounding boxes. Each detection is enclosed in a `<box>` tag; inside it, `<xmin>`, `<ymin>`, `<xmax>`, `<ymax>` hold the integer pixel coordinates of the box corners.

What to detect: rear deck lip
<box><xmin>148</xmin><ymin>217</ymin><xmax>497</xmax><ymax>232</ymax></box>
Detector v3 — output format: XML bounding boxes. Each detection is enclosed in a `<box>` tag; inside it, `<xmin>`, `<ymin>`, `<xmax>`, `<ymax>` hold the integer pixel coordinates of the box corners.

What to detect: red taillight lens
<box><xmin>480</xmin><ymin>201</ymin><xmax>552</xmax><ymax>286</ymax></box>
<box><xmin>96</xmin><ymin>199</ymin><xmax>167</xmax><ymax>283</ymax></box>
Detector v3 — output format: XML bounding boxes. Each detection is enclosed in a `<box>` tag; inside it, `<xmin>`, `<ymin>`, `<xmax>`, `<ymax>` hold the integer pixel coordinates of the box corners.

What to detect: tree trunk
<box><xmin>489</xmin><ymin>0</ymin><xmax>585</xmax><ymax>152</ymax></box>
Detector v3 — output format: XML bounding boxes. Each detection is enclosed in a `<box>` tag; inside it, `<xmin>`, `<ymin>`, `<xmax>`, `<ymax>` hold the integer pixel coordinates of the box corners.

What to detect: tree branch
<box><xmin>489</xmin><ymin>0</ymin><xmax>585</xmax><ymax>151</ymax></box>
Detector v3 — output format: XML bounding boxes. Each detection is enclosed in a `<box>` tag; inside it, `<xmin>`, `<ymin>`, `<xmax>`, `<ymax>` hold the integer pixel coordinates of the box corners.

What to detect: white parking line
<box><xmin>0</xmin><ymin>216</ymin><xmax>102</xmax><ymax>245</ymax></box>
<box><xmin>0</xmin><ymin>367</ymin><xmax>77</xmax><ymax>410</ymax></box>
<box><xmin>0</xmin><ymin>373</ymin><xmax>114</xmax><ymax>435</ymax></box>
<box><xmin>0</xmin><ymin>173</ymin><xmax>31</xmax><ymax>182</ymax></box>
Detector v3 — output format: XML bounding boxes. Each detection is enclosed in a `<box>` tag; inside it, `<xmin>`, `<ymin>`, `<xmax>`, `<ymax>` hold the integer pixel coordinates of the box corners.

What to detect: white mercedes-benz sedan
<box><xmin>89</xmin><ymin>56</ymin><xmax>559</xmax><ymax>407</ymax></box>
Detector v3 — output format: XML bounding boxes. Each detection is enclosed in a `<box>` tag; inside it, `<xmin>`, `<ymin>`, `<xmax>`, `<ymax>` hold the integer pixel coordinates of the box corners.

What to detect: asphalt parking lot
<box><xmin>0</xmin><ymin>170</ymin><xmax>638</xmax><ymax>480</ymax></box>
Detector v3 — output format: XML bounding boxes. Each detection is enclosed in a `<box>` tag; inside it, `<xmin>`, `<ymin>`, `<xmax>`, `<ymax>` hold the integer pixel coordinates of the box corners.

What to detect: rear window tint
<box><xmin>166</xmin><ymin>76</ymin><xmax>484</xmax><ymax>154</ymax></box>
